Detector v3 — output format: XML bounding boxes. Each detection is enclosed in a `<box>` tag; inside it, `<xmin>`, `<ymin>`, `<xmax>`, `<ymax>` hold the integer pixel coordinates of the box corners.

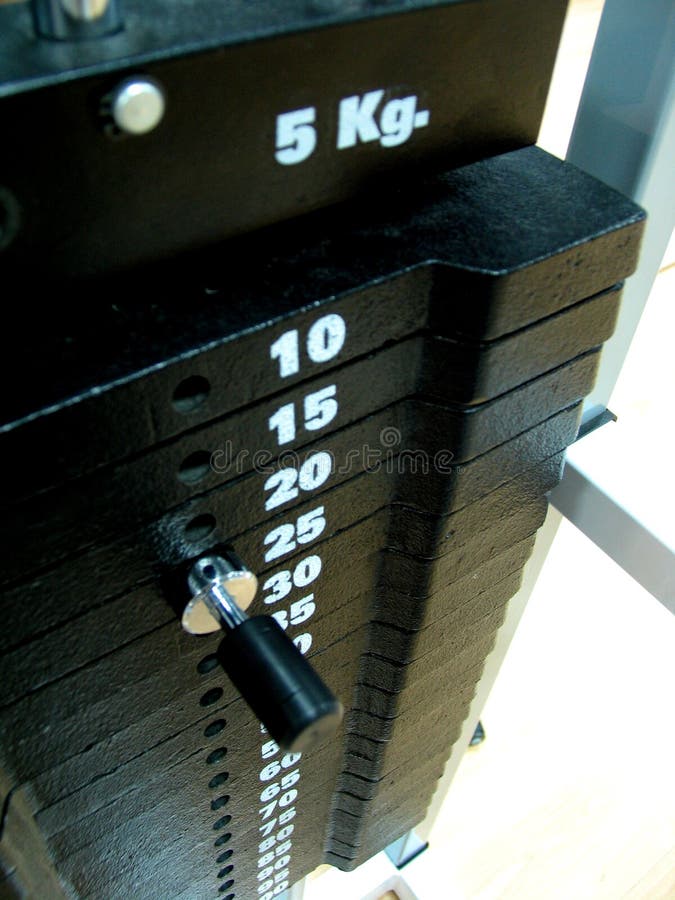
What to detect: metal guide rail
<box><xmin>0</xmin><ymin>142</ymin><xmax>644</xmax><ymax>898</ymax></box>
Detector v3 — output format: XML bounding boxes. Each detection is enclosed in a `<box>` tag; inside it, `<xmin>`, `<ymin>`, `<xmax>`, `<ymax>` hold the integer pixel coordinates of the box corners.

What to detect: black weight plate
<box><xmin>366</xmin><ymin>570</ymin><xmax>522</xmax><ymax>665</ymax></box>
<box><xmin>380</xmin><ymin>499</ymin><xmax>545</xmax><ymax>605</ymax></box>
<box><xmin>386</xmin><ymin>450</ymin><xmax>564</xmax><ymax>558</ymax></box>
<box><xmin>0</xmin><ymin>485</ymin><xmax>541</xmax><ymax>707</ymax></box>
<box><xmin>331</xmin><ymin>754</ymin><xmax>445</xmax><ymax>817</ymax></box>
<box><xmin>354</xmin><ymin>645</ymin><xmax>494</xmax><ymax>727</ymax></box>
<box><xmin>0</xmin><ymin>437</ymin><xmax>557</xmax><ymax>661</ymax></box>
<box><xmin>354</xmin><ymin>639</ymin><xmax>499</xmax><ymax>728</ymax></box>
<box><xmin>0</xmin><ymin>396</ymin><xmax>575</xmax><ymax>650</ymax></box>
<box><xmin>1</xmin><ymin>0</ymin><xmax>573</xmax><ymax>281</ymax></box>
<box><xmin>0</xmin><ymin>476</ymin><xmax>386</xmax><ymax>656</ymax></box>
<box><xmin>0</xmin><ymin>342</ymin><xmax>595</xmax><ymax>582</ymax></box>
<box><xmin>336</xmin><ymin>751</ymin><xmax>447</xmax><ymax>802</ymax></box>
<box><xmin>358</xmin><ymin>610</ymin><xmax>515</xmax><ymax>705</ymax></box>
<box><xmin>0</xmin><ymin>280</ymin><xmax>428</xmax><ymax>505</ymax></box>
<box><xmin>327</xmin><ymin>810</ymin><xmax>429</xmax><ymax>863</ymax></box>
<box><xmin>343</xmin><ymin>697</ymin><xmax>476</xmax><ymax>781</ymax></box>
<box><xmin>394</xmin><ymin>403</ymin><xmax>581</xmax><ymax>513</ymax></box>
<box><xmin>377</xmin><ymin>533</ymin><xmax>537</xmax><ymax>630</ymax></box>
<box><xmin>3</xmin><ymin>496</ymin><xmax>541</xmax><ymax>756</ymax></box>
<box><xmin>423</xmin><ymin>286</ymin><xmax>620</xmax><ymax>405</ymax></box>
<box><xmin>334</xmin><ymin>756</ymin><xmax>452</xmax><ymax>821</ymax></box>
<box><xmin>18</xmin><ymin>596</ymin><xmax>504</xmax><ymax>864</ymax></box>
<box><xmin>2</xmin><ymin>568</ymin><xmax>500</xmax><ymax>796</ymax></box>
<box><xmin>1</xmin><ymin>624</ymin><xmax>367</xmax><ymax>796</ymax></box>
<box><xmin>0</xmin><ymin>147</ymin><xmax>643</xmax><ymax>494</ymax></box>
<box><xmin>44</xmin><ymin>731</ymin><xmax>344</xmax><ymax>863</ymax></box>
<box><xmin>0</xmin><ymin>398</ymin><xmax>578</xmax><ymax>625</ymax></box>
<box><xmin>35</xmin><ymin>666</ymin><xmax>352</xmax><ymax>842</ymax></box>
<box><xmin>60</xmin><ymin>770</ymin><xmax>338</xmax><ymax>900</ymax></box>
<box><xmin>0</xmin><ymin>535</ymin><xmax>530</xmax><ymax>799</ymax></box>
<box><xmin>330</xmin><ymin>794</ymin><xmax>432</xmax><ymax>847</ymax></box>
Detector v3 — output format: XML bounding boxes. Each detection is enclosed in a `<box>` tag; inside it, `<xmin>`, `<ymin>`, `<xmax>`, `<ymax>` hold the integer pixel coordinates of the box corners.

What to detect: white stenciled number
<box><xmin>264</xmin><ymin>467</ymin><xmax>298</xmax><ymax>510</ymax></box>
<box><xmin>264</xmin><ymin>452</ymin><xmax>332</xmax><ymax>510</ymax></box>
<box><xmin>259</xmin><ymin>819</ymin><xmax>277</xmax><ymax>838</ymax></box>
<box><xmin>261</xmin><ymin>739</ymin><xmax>279</xmax><ymax>760</ymax></box>
<box><xmin>270</xmin><ymin>314</ymin><xmax>346</xmax><ymax>379</ymax></box>
<box><xmin>296</xmin><ymin>507</ymin><xmax>325</xmax><ymax>545</ymax></box>
<box><xmin>260</xmin><ymin>770</ymin><xmax>300</xmax><ymax>805</ymax></box>
<box><xmin>259</xmin><ymin>313</ymin><xmax>347</xmax><ymax>889</ymax></box>
<box><xmin>271</xmin><ymin>594</ymin><xmax>316</xmax><ymax>630</ymax></box>
<box><xmin>290</xmin><ymin>594</ymin><xmax>316</xmax><ymax>625</ymax></box>
<box><xmin>294</xmin><ymin>633</ymin><xmax>312</xmax><ymax>655</ymax></box>
<box><xmin>306</xmin><ymin>315</ymin><xmax>347</xmax><ymax>363</ymax></box>
<box><xmin>259</xmin><ymin>787</ymin><xmax>298</xmax><ymax>820</ymax></box>
<box><xmin>259</xmin><ymin>885</ymin><xmax>289</xmax><ymax>899</ymax></box>
<box><xmin>262</xmin><ymin>555</ymin><xmax>322</xmax><ymax>605</ymax></box>
<box><xmin>303</xmin><ymin>384</ymin><xmax>337</xmax><ymax>431</ymax></box>
<box><xmin>259</xmin><ymin>753</ymin><xmax>302</xmax><ymax>783</ymax></box>
<box><xmin>268</xmin><ymin>403</ymin><xmax>295</xmax><ymax>445</ymax></box>
<box><xmin>262</xmin><ymin>523</ymin><xmax>295</xmax><ymax>564</ymax></box>
<box><xmin>275</xmin><ymin>90</ymin><xmax>430</xmax><ymax>167</ymax></box>
<box><xmin>268</xmin><ymin>385</ymin><xmax>338</xmax><ymax>445</ymax></box>
<box><xmin>261</xmin><ymin>570</ymin><xmax>292</xmax><ymax>605</ymax></box>
<box><xmin>270</xmin><ymin>331</ymin><xmax>299</xmax><ymax>378</ymax></box>
<box><xmin>275</xmin><ymin>107</ymin><xmax>317</xmax><ymax>166</ymax></box>
<box><xmin>263</xmin><ymin>507</ymin><xmax>326</xmax><ymax>563</ymax></box>
<box><xmin>293</xmin><ymin>554</ymin><xmax>322</xmax><ymax>586</ymax></box>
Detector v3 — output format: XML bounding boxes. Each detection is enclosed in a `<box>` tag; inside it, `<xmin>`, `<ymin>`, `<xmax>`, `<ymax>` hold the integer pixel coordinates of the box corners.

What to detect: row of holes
<box><xmin>182</xmin><ymin>372</ymin><xmax>232</xmax><ymax>897</ymax></box>
<box><xmin>172</xmin><ymin>378</ymin><xmax>216</xmax><ymax>537</ymax></box>
<box><xmin>200</xmin><ymin>653</ymin><xmax>236</xmax><ymax>900</ymax></box>
<box><xmin>174</xmin><ymin>369</ymin><xmax>230</xmax><ymax>882</ymax></box>
<box><xmin>184</xmin><ymin>512</ymin><xmax>217</xmax><ymax>544</ymax></box>
<box><xmin>173</xmin><ymin>376</ymin><xmax>211</xmax><ymax>413</ymax></box>
<box><xmin>173</xmin><ymin>380</ymin><xmax>214</xmax><ymax>535</ymax></box>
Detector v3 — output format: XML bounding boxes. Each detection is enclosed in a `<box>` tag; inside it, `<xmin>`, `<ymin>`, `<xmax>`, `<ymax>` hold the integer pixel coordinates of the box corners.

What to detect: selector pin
<box><xmin>183</xmin><ymin>551</ymin><xmax>343</xmax><ymax>754</ymax></box>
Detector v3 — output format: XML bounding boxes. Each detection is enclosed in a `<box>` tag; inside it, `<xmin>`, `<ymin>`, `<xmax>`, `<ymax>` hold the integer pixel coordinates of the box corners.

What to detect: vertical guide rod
<box><xmin>31</xmin><ymin>0</ymin><xmax>123</xmax><ymax>39</ymax></box>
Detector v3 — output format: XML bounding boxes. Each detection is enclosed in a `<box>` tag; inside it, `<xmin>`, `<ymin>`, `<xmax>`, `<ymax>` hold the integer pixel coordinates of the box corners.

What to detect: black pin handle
<box><xmin>217</xmin><ymin>616</ymin><xmax>343</xmax><ymax>753</ymax></box>
<box><xmin>182</xmin><ymin>553</ymin><xmax>343</xmax><ymax>754</ymax></box>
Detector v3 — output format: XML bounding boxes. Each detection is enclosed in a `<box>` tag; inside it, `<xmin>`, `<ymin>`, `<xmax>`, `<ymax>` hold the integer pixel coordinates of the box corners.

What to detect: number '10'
<box><xmin>270</xmin><ymin>313</ymin><xmax>346</xmax><ymax>378</ymax></box>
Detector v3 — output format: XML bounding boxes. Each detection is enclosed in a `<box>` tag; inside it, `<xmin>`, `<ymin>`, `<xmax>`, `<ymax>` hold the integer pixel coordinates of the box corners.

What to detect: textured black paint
<box><xmin>0</xmin><ymin>150</ymin><xmax>641</xmax><ymax>499</ymax></box>
<box><xmin>0</xmin><ymin>0</ymin><xmax>569</xmax><ymax>278</ymax></box>
<box><xmin>0</xmin><ymin>144</ymin><xmax>646</xmax><ymax>896</ymax></box>
<box><xmin>0</xmin><ymin>337</ymin><xmax>602</xmax><ymax>580</ymax></box>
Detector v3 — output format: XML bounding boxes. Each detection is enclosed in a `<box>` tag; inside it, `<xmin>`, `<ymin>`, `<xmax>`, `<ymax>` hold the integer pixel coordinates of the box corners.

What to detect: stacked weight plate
<box><xmin>0</xmin><ymin>0</ymin><xmax>570</xmax><ymax>280</ymax></box>
<box><xmin>0</xmin><ymin>147</ymin><xmax>644</xmax><ymax>899</ymax></box>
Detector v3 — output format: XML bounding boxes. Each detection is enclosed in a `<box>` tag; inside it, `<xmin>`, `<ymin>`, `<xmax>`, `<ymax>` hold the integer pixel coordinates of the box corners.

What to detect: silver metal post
<box><xmin>203</xmin><ymin>581</ymin><xmax>249</xmax><ymax>631</ymax></box>
<box><xmin>31</xmin><ymin>0</ymin><xmax>123</xmax><ymax>40</ymax></box>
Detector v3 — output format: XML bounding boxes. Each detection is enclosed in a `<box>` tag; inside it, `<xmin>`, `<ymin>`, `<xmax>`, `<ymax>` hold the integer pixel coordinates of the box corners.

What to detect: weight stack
<box><xmin>0</xmin><ymin>145</ymin><xmax>644</xmax><ymax>898</ymax></box>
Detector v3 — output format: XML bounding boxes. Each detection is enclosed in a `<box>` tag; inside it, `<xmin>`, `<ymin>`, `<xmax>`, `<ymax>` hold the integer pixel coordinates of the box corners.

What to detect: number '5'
<box><xmin>275</xmin><ymin>107</ymin><xmax>317</xmax><ymax>166</ymax></box>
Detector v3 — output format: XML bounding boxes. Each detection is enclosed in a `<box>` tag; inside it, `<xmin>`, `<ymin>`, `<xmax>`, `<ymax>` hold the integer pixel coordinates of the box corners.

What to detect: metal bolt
<box><xmin>110</xmin><ymin>77</ymin><xmax>166</xmax><ymax>136</ymax></box>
